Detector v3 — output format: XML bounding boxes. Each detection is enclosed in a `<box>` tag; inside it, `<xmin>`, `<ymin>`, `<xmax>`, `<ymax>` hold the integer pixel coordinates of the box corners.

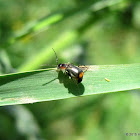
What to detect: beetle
<box><xmin>52</xmin><ymin>48</ymin><xmax>85</xmax><ymax>83</ymax></box>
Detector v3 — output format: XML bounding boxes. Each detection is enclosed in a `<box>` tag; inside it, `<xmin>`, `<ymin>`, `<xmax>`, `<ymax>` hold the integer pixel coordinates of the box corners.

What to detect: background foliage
<box><xmin>0</xmin><ymin>0</ymin><xmax>140</xmax><ymax>140</ymax></box>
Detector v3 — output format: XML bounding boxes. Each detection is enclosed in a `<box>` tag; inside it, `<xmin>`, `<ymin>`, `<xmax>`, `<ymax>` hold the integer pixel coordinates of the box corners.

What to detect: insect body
<box><xmin>52</xmin><ymin>48</ymin><xmax>84</xmax><ymax>83</ymax></box>
<box><xmin>58</xmin><ymin>63</ymin><xmax>84</xmax><ymax>83</ymax></box>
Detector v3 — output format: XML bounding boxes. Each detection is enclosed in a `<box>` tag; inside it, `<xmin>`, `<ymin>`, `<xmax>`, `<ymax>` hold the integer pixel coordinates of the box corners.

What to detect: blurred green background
<box><xmin>0</xmin><ymin>0</ymin><xmax>140</xmax><ymax>140</ymax></box>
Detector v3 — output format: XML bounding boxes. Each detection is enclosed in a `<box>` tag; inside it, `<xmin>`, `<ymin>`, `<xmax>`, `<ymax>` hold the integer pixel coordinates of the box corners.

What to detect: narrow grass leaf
<box><xmin>0</xmin><ymin>63</ymin><xmax>139</xmax><ymax>106</ymax></box>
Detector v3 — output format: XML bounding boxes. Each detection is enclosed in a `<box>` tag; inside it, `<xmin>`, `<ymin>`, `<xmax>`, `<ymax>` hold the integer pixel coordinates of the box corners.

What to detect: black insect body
<box><xmin>65</xmin><ymin>64</ymin><xmax>84</xmax><ymax>83</ymax></box>
<box><xmin>52</xmin><ymin>48</ymin><xmax>84</xmax><ymax>83</ymax></box>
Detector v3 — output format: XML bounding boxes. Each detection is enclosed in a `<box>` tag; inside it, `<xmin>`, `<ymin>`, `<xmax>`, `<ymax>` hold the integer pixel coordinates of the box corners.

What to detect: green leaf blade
<box><xmin>0</xmin><ymin>64</ymin><xmax>140</xmax><ymax>106</ymax></box>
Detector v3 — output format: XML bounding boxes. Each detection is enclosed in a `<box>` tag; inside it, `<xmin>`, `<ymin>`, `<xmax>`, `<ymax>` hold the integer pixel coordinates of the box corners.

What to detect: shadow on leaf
<box><xmin>58</xmin><ymin>71</ymin><xmax>85</xmax><ymax>96</ymax></box>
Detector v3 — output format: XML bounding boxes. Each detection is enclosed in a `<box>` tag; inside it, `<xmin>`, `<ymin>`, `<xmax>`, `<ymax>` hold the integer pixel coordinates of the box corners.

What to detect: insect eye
<box><xmin>58</xmin><ymin>64</ymin><xmax>62</xmax><ymax>68</ymax></box>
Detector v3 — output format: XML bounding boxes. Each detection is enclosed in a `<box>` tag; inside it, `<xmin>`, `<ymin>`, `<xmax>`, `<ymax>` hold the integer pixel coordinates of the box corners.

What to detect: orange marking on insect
<box><xmin>61</xmin><ymin>66</ymin><xmax>66</xmax><ymax>69</ymax></box>
<box><xmin>79</xmin><ymin>72</ymin><xmax>84</xmax><ymax>78</ymax></box>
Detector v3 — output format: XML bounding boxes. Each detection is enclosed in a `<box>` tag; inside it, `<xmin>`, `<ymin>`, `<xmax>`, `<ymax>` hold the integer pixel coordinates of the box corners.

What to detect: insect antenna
<box><xmin>52</xmin><ymin>48</ymin><xmax>58</xmax><ymax>65</ymax></box>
